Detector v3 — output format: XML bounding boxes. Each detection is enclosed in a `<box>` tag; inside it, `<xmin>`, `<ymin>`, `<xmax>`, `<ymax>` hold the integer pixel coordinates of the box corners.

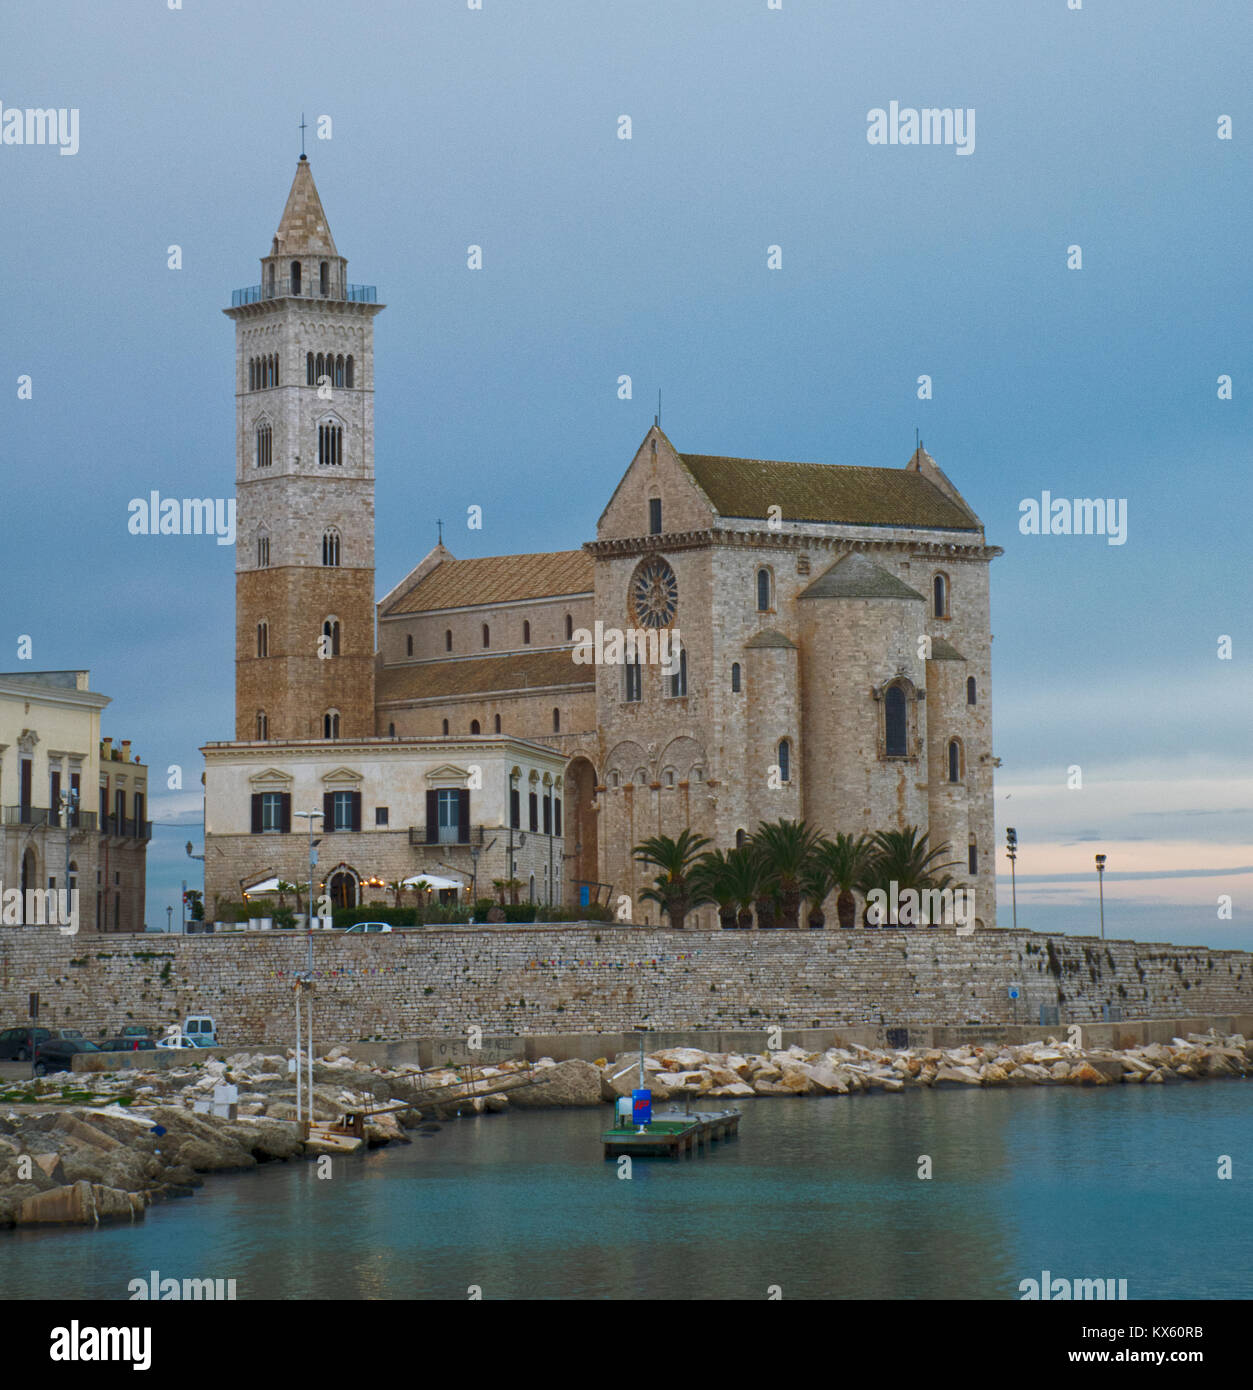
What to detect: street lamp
<box><xmin>1005</xmin><ymin>827</ymin><xmax>1018</xmax><ymax>930</ymax></box>
<box><xmin>1095</xmin><ymin>854</ymin><xmax>1107</xmax><ymax>940</ymax></box>
<box><xmin>58</xmin><ymin>788</ymin><xmax>78</xmax><ymax>924</ymax></box>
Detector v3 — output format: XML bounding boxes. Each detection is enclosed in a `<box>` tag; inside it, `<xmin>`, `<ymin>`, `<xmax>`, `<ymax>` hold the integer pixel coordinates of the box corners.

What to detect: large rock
<box><xmin>806</xmin><ymin>1065</ymin><xmax>850</xmax><ymax>1095</ymax></box>
<box><xmin>18</xmin><ymin>1180</ymin><xmax>145</xmax><ymax>1227</ymax></box>
<box><xmin>507</xmin><ymin>1059</ymin><xmax>603</xmax><ymax>1108</ymax></box>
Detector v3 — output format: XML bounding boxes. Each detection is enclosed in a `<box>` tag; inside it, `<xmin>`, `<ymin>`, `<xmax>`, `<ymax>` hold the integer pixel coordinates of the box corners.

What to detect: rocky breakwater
<box><xmin>595</xmin><ymin>1031</ymin><xmax>1253</xmax><ymax>1099</ymax></box>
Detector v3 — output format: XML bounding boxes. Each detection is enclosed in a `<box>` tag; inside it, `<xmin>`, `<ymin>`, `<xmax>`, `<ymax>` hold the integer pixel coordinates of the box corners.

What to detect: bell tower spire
<box><xmin>225</xmin><ymin>160</ymin><xmax>384</xmax><ymax>743</ymax></box>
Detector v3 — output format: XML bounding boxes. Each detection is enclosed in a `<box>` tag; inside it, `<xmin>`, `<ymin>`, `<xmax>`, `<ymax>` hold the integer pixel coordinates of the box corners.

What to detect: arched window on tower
<box><xmin>248</xmin><ymin>359</ymin><xmax>255</xmax><ymax>391</ymax></box>
<box><xmin>481</xmin><ymin>623</ymin><xmax>490</xmax><ymax>649</ymax></box>
<box><xmin>346</xmin><ymin>355</ymin><xmax>354</xmax><ymax>388</ymax></box>
<box><xmin>442</xmin><ymin>718</ymin><xmax>449</xmax><ymax>736</ymax></box>
<box><xmin>256</xmin><ymin>710</ymin><xmax>268</xmax><ymax>740</ymax></box>
<box><xmin>967</xmin><ymin>675</ymin><xmax>977</xmax><ymax>706</ymax></box>
<box><xmin>494</xmin><ymin>714</ymin><xmax>501</xmax><ymax>733</ymax></box>
<box><xmin>406</xmin><ymin>634</ymin><xmax>413</xmax><ymax>657</ymax></box>
<box><xmin>523</xmin><ymin>620</ymin><xmax>531</xmax><ymax>645</ymax></box>
<box><xmin>552</xmin><ymin>707</ymin><xmax>561</xmax><ymax>733</ymax></box>
<box><xmin>777</xmin><ymin>739</ymin><xmax>790</xmax><ymax>783</ymax></box>
<box><xmin>290</xmin><ymin>260</ymin><xmax>301</xmax><ymax>295</ymax></box>
<box><xmin>271</xmin><ymin>353</ymin><xmax>278</xmax><ymax>387</ymax></box>
<box><xmin>320</xmin><ymin>261</ymin><xmax>328</xmax><ymax>296</ymax></box>
<box><xmin>255</xmin><ymin>423</ymin><xmax>272</xmax><ymax>469</ymax></box>
<box><xmin>318</xmin><ymin>420</ymin><xmax>342</xmax><ymax>466</ymax></box>
<box><xmin>306</xmin><ymin>352</ymin><xmax>315</xmax><ymax>385</ymax></box>
<box><xmin>267</xmin><ymin>264</ymin><xmax>275</xmax><ymax>297</ymax></box>
<box><xmin>968</xmin><ymin>836</ymin><xmax>979</xmax><ymax>875</ymax></box>
<box><xmin>757</xmin><ymin>567</ymin><xmax>773</xmax><ymax>612</ymax></box>
<box><xmin>322</xmin><ymin>528</ymin><xmax>341</xmax><ymax>567</ymax></box>
<box><xmin>315</xmin><ymin>352</ymin><xmax>324</xmax><ymax>383</ymax></box>
<box><xmin>948</xmin><ymin>739</ymin><xmax>962</xmax><ymax>784</ymax></box>
<box><xmin>444</xmin><ymin>629</ymin><xmax>452</xmax><ymax>652</ymax></box>
<box><xmin>668</xmin><ymin>647</ymin><xmax>688</xmax><ymax>697</ymax></box>
<box><xmin>322</xmin><ymin>618</ymin><xmax>341</xmax><ymax>657</ymax></box>
<box><xmin>256</xmin><ymin>621</ymin><xmax>268</xmax><ymax>658</ymax></box>
<box><xmin>933</xmin><ymin>573</ymin><xmax>948</xmax><ymax>618</ymax></box>
<box><xmin>256</xmin><ymin>531</ymin><xmax>270</xmax><ymax>568</ymax></box>
<box><xmin>884</xmin><ymin>685</ymin><xmax>907</xmax><ymax>757</ymax></box>
<box><xmin>470</xmin><ymin>720</ymin><xmax>481</xmax><ymax>735</ymax></box>
<box><xmin>731</xmin><ymin>662</ymin><xmax>741</xmax><ymax>692</ymax></box>
<box><xmin>334</xmin><ymin>354</ymin><xmax>344</xmax><ymax>388</ymax></box>
<box><xmin>323</xmin><ymin>710</ymin><xmax>340</xmax><ymax>739</ymax></box>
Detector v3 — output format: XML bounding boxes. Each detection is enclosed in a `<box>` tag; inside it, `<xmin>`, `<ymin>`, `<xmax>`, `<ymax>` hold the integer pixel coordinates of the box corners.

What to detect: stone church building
<box><xmin>204</xmin><ymin>159</ymin><xmax>1001</xmax><ymax>928</ymax></box>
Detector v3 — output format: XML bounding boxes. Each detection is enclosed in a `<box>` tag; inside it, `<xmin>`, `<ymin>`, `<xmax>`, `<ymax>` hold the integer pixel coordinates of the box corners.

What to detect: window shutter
<box><xmin>351</xmin><ymin>791</ymin><xmax>362</xmax><ymax>832</ymax></box>
<box><xmin>279</xmin><ymin>793</ymin><xmax>292</xmax><ymax>833</ymax></box>
<box><xmin>251</xmin><ymin>794</ymin><xmax>263</xmax><ymax>834</ymax></box>
<box><xmin>457</xmin><ymin>788</ymin><xmax>470</xmax><ymax>843</ymax></box>
<box><xmin>323</xmin><ymin>792</ymin><xmax>334</xmax><ymax>829</ymax></box>
<box><xmin>425</xmin><ymin>790</ymin><xmax>438</xmax><ymax>843</ymax></box>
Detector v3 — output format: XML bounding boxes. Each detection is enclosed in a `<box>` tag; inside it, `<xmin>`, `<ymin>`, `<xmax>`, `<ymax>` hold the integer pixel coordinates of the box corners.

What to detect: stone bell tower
<box><xmin>224</xmin><ymin>156</ymin><xmax>384</xmax><ymax>742</ymax></box>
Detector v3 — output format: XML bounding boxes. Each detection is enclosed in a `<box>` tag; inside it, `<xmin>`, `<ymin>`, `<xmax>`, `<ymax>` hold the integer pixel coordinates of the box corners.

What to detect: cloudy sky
<box><xmin>5</xmin><ymin>1</ymin><xmax>1249</xmax><ymax>946</ymax></box>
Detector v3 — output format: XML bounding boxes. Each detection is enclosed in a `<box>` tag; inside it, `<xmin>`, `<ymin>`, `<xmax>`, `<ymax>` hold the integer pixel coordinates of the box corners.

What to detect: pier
<box><xmin>602</xmin><ymin>1107</ymin><xmax>740</xmax><ymax>1159</ymax></box>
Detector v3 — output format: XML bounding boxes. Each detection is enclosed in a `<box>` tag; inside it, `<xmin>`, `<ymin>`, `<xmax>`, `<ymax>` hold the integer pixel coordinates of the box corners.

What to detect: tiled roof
<box><xmin>680</xmin><ymin>452</ymin><xmax>980</xmax><ymax>529</ymax></box>
<box><xmin>744</xmin><ymin>629</ymin><xmax>797</xmax><ymax>650</ymax></box>
<box><xmin>384</xmin><ymin>550</ymin><xmax>593</xmax><ymax>616</ymax></box>
<box><xmin>377</xmin><ymin>650</ymin><xmax>593</xmax><ymax>703</ymax></box>
<box><xmin>798</xmin><ymin>552</ymin><xmax>926</xmax><ymax>602</ymax></box>
<box><xmin>928</xmin><ymin>637</ymin><xmax>967</xmax><ymax>661</ymax></box>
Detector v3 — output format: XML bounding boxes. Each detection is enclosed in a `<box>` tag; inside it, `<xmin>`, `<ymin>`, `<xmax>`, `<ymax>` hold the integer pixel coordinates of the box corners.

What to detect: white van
<box><xmin>183</xmin><ymin>1015</ymin><xmax>217</xmax><ymax>1047</ymax></box>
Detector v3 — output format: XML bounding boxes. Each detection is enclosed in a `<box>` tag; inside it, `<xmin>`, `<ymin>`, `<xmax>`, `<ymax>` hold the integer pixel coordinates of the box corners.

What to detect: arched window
<box><xmin>470</xmin><ymin>720</ymin><xmax>481</xmax><ymax>735</ymax></box>
<box><xmin>756</xmin><ymin>567</ymin><xmax>772</xmax><ymax>612</ymax></box>
<box><xmin>523</xmin><ymin>620</ymin><xmax>531</xmax><ymax>645</ymax></box>
<box><xmin>441</xmin><ymin>718</ymin><xmax>449</xmax><ymax>735</ymax></box>
<box><xmin>322</xmin><ymin>618</ymin><xmax>341</xmax><ymax>657</ymax></box>
<box><xmin>318</xmin><ymin>420</ymin><xmax>343</xmax><ymax>465</ymax></box>
<box><xmin>565</xmin><ymin>613</ymin><xmax>573</xmax><ymax>641</ymax></box>
<box><xmin>388</xmin><ymin>722</ymin><xmax>395</xmax><ymax>738</ymax></box>
<box><xmin>735</xmin><ymin>828</ymin><xmax>746</xmax><ymax>849</ymax></box>
<box><xmin>406</xmin><ymin>634</ymin><xmax>413</xmax><ymax>656</ymax></box>
<box><xmin>267</xmin><ymin>263</ymin><xmax>275</xmax><ymax>296</ymax></box>
<box><xmin>444</xmin><ymin>629</ymin><xmax>452</xmax><ymax>652</ymax></box>
<box><xmin>290</xmin><ymin>260</ymin><xmax>301</xmax><ymax>295</ymax></box>
<box><xmin>315</xmin><ymin>352</ymin><xmax>325</xmax><ymax>382</ymax></box>
<box><xmin>669</xmin><ymin>647</ymin><xmax>688</xmax><ymax>697</ymax></box>
<box><xmin>323</xmin><ymin>710</ymin><xmax>340</xmax><ymax>739</ymax></box>
<box><xmin>933</xmin><ymin>573</ymin><xmax>948</xmax><ymax>618</ymax></box>
<box><xmin>482</xmin><ymin>623</ymin><xmax>490</xmax><ymax>648</ymax></box>
<box><xmin>319</xmin><ymin>261</ymin><xmax>328</xmax><ymax>296</ymax></box>
<box><xmin>306</xmin><ymin>352</ymin><xmax>314</xmax><ymax>385</ymax></box>
<box><xmin>248</xmin><ymin>359</ymin><xmax>255</xmax><ymax>391</ymax></box>
<box><xmin>552</xmin><ymin>707</ymin><xmax>560</xmax><ymax>733</ymax></box>
<box><xmin>272</xmin><ymin>353</ymin><xmax>278</xmax><ymax>387</ymax></box>
<box><xmin>322</xmin><ymin>528</ymin><xmax>341</xmax><ymax>566</ymax></box>
<box><xmin>256</xmin><ymin>621</ymin><xmax>268</xmax><ymax>658</ymax></box>
<box><xmin>968</xmin><ymin>836</ymin><xmax>978</xmax><ymax>875</ymax></box>
<box><xmin>256</xmin><ymin>532</ymin><xmax>270</xmax><ymax>568</ymax></box>
<box><xmin>731</xmin><ymin>662</ymin><xmax>741</xmax><ymax>692</ymax></box>
<box><xmin>777</xmin><ymin>739</ymin><xmax>790</xmax><ymax>783</ymax></box>
<box><xmin>345</xmin><ymin>355</ymin><xmax>354</xmax><ymax>388</ymax></box>
<box><xmin>948</xmin><ymin>739</ymin><xmax>961</xmax><ymax>783</ymax></box>
<box><xmin>967</xmin><ymin>675</ymin><xmax>977</xmax><ymax>706</ymax></box>
<box><xmin>664</xmin><ymin>768</ymin><xmax>675</xmax><ymax>788</ymax></box>
<box><xmin>256</xmin><ymin>711</ymin><xmax>267</xmax><ymax>739</ymax></box>
<box><xmin>334</xmin><ymin>354</ymin><xmax>344</xmax><ymax>388</ymax></box>
<box><xmin>885</xmin><ymin>685</ymin><xmax>907</xmax><ymax>756</ymax></box>
<box><xmin>255</xmin><ymin>422</ymin><xmax>272</xmax><ymax>468</ymax></box>
<box><xmin>494</xmin><ymin>714</ymin><xmax>501</xmax><ymax>733</ymax></box>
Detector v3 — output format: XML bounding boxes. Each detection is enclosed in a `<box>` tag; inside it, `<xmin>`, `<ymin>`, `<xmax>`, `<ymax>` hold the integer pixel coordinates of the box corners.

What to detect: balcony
<box><xmin>231</xmin><ymin>280</ymin><xmax>378</xmax><ymax>307</ymax></box>
<box><xmin>2</xmin><ymin>807</ymin><xmax>99</xmax><ymax>832</ymax></box>
<box><xmin>102</xmin><ymin>816</ymin><xmax>152</xmax><ymax>841</ymax></box>
<box><xmin>409</xmin><ymin>824</ymin><xmax>488</xmax><ymax>849</ymax></box>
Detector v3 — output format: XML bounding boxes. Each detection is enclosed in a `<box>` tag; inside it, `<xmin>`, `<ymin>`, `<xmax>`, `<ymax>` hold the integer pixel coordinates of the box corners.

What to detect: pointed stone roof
<box><xmin>744</xmin><ymin>629</ymin><xmax>797</xmax><ymax>649</ymax></box>
<box><xmin>272</xmin><ymin>157</ymin><xmax>339</xmax><ymax>257</ymax></box>
<box><xmin>927</xmin><ymin>636</ymin><xmax>967</xmax><ymax>661</ymax></box>
<box><xmin>798</xmin><ymin>551</ymin><xmax>925</xmax><ymax>601</ymax></box>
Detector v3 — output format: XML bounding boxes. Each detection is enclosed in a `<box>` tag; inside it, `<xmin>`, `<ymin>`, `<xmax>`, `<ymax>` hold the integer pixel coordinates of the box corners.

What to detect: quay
<box><xmin>602</xmin><ymin>1108</ymin><xmax>740</xmax><ymax>1159</ymax></box>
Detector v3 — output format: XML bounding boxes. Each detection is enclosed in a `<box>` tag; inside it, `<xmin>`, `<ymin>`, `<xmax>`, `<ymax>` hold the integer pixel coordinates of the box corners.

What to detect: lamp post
<box><xmin>58</xmin><ymin>788</ymin><xmax>78</xmax><ymax>924</ymax></box>
<box><xmin>166</xmin><ymin>905</ymin><xmax>172</xmax><ymax>933</ymax></box>
<box><xmin>1095</xmin><ymin>854</ymin><xmax>1106</xmax><ymax>940</ymax></box>
<box><xmin>1005</xmin><ymin>827</ymin><xmax>1018</xmax><ymax>930</ymax></box>
<box><xmin>294</xmin><ymin>810</ymin><xmax>323</xmax><ymax>1124</ymax></box>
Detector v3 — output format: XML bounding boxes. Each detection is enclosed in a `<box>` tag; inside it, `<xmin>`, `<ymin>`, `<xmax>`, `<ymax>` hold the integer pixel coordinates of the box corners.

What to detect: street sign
<box><xmin>1008</xmin><ymin>986</ymin><xmax>1020</xmax><ymax>1000</ymax></box>
<box><xmin>631</xmin><ymin>1089</ymin><xmax>652</xmax><ymax>1126</ymax></box>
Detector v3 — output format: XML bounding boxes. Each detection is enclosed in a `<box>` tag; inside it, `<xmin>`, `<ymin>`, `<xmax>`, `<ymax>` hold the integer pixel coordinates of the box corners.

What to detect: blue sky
<box><xmin>4</xmin><ymin>1</ymin><xmax>1250</xmax><ymax>946</ymax></box>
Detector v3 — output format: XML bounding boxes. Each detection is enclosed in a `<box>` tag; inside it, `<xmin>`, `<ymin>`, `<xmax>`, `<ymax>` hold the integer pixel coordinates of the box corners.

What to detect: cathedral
<box><xmin>203</xmin><ymin>159</ymin><xmax>1001</xmax><ymax>929</ymax></box>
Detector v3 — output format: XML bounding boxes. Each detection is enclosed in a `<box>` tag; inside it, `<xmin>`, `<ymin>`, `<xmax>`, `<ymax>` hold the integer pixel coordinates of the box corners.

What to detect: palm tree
<box><xmin>817</xmin><ymin>832</ymin><xmax>878</xmax><ymax>929</ymax></box>
<box><xmin>690</xmin><ymin>849</ymin><xmax>739</xmax><ymax>930</ymax></box>
<box><xmin>388</xmin><ymin>879</ymin><xmax>405</xmax><ymax>910</ymax></box>
<box><xmin>862</xmin><ymin>826</ymin><xmax>962</xmax><ymax>926</ymax></box>
<box><xmin>749</xmin><ymin>819</ymin><xmax>827</xmax><ymax>929</ymax></box>
<box><xmin>801</xmin><ymin>855</ymin><xmax>835</xmax><ymax>930</ymax></box>
<box><xmin>724</xmin><ymin>846</ymin><xmax>764</xmax><ymax>929</ymax></box>
<box><xmin>634</xmin><ymin>828</ymin><xmax>711</xmax><ymax>930</ymax></box>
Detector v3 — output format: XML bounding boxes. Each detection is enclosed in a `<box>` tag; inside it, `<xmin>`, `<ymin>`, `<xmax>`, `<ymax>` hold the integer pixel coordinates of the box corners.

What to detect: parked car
<box><xmin>100</xmin><ymin>1034</ymin><xmax>157</xmax><ymax>1052</ymax></box>
<box><xmin>183</xmin><ymin>1015</ymin><xmax>217</xmax><ymax>1046</ymax></box>
<box><xmin>341</xmin><ymin>921</ymin><xmax>393</xmax><ymax>934</ymax></box>
<box><xmin>155</xmin><ymin>1032</ymin><xmax>199</xmax><ymax>1050</ymax></box>
<box><xmin>0</xmin><ymin>1027</ymin><xmax>52</xmax><ymax>1061</ymax></box>
<box><xmin>32</xmin><ymin>1037</ymin><xmax>100</xmax><ymax>1076</ymax></box>
<box><xmin>54</xmin><ymin>1028</ymin><xmax>84</xmax><ymax>1040</ymax></box>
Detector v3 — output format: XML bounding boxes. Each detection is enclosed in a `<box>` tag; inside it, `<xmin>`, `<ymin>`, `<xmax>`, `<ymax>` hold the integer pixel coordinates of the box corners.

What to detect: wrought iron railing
<box><xmin>408</xmin><ymin>824</ymin><xmax>488</xmax><ymax>848</ymax></box>
<box><xmin>231</xmin><ymin>280</ymin><xmax>378</xmax><ymax>307</ymax></box>
<box><xmin>2</xmin><ymin>807</ymin><xmax>99</xmax><ymax>831</ymax></box>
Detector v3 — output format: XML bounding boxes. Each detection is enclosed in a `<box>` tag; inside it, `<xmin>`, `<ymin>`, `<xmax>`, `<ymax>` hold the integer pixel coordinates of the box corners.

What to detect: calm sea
<box><xmin>3</xmin><ymin>1083</ymin><xmax>1250</xmax><ymax>1299</ymax></box>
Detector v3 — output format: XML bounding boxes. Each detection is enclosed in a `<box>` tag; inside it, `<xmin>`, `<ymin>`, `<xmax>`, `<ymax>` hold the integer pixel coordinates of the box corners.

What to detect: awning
<box><xmin>401</xmin><ymin>873</ymin><xmax>466</xmax><ymax>891</ymax></box>
<box><xmin>242</xmin><ymin>877</ymin><xmax>282</xmax><ymax>894</ymax></box>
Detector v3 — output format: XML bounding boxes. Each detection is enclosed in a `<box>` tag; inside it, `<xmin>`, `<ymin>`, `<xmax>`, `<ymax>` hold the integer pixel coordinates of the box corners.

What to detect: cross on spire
<box><xmin>299</xmin><ymin>113</ymin><xmax>308</xmax><ymax>159</ymax></box>
<box><xmin>436</xmin><ymin>518</ymin><xmax>444</xmax><ymax>544</ymax></box>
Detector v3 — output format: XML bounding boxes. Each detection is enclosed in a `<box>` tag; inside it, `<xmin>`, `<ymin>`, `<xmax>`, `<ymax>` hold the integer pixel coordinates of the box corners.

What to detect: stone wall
<box><xmin>1</xmin><ymin>925</ymin><xmax>1250</xmax><ymax>1044</ymax></box>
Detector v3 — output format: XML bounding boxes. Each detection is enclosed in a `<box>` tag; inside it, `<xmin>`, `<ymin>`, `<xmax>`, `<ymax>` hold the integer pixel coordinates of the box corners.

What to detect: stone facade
<box><xmin>2</xmin><ymin>926</ymin><xmax>1250</xmax><ymax>1040</ymax></box>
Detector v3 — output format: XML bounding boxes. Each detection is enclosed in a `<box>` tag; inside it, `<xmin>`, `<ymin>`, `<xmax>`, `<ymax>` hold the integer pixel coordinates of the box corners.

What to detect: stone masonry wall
<box><xmin>1</xmin><ymin>925</ymin><xmax>1250</xmax><ymax>1044</ymax></box>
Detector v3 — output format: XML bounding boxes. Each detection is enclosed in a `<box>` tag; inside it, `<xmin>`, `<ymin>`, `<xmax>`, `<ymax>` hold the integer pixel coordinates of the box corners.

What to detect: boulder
<box><xmin>1069</xmin><ymin>1062</ymin><xmax>1113</xmax><ymax>1086</ymax></box>
<box><xmin>777</xmin><ymin>1067</ymin><xmax>815</xmax><ymax>1095</ymax></box>
<box><xmin>806</xmin><ymin>1064</ymin><xmax>850</xmax><ymax>1096</ymax></box>
<box><xmin>932</xmin><ymin>1066</ymin><xmax>983</xmax><ymax>1088</ymax></box>
<box><xmin>707</xmin><ymin>1082</ymin><xmax>754</xmax><ymax>1098</ymax></box>
<box><xmin>507</xmin><ymin>1058</ymin><xmax>604</xmax><ymax>1108</ymax></box>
